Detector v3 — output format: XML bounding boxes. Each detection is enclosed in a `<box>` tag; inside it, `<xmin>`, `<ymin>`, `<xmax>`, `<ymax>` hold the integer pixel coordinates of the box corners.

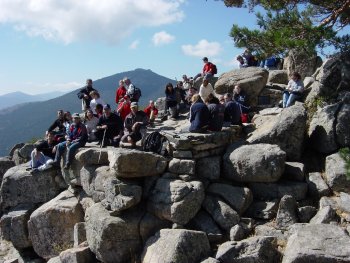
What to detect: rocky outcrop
<box><xmin>28</xmin><ymin>190</ymin><xmax>84</xmax><ymax>259</ymax></box>
<box><xmin>247</xmin><ymin>103</ymin><xmax>307</xmax><ymax>161</ymax></box>
<box><xmin>223</xmin><ymin>143</ymin><xmax>286</xmax><ymax>182</ymax></box>
<box><xmin>267</xmin><ymin>70</ymin><xmax>289</xmax><ymax>85</ymax></box>
<box><xmin>142</xmin><ymin>229</ymin><xmax>211</xmax><ymax>263</ymax></box>
<box><xmin>214</xmin><ymin>67</ymin><xmax>269</xmax><ymax>106</ymax></box>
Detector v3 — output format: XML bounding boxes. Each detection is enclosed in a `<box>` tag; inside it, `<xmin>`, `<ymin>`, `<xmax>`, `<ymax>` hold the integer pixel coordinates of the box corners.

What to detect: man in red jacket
<box><xmin>194</xmin><ymin>57</ymin><xmax>216</xmax><ymax>81</ymax></box>
<box><xmin>115</xmin><ymin>79</ymin><xmax>126</xmax><ymax>105</ymax></box>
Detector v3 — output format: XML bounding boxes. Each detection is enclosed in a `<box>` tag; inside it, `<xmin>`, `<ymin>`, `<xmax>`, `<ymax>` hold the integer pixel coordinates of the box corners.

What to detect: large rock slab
<box><xmin>75</xmin><ymin>148</ymin><xmax>109</xmax><ymax>166</ymax></box>
<box><xmin>85</xmin><ymin>203</ymin><xmax>142</xmax><ymax>263</ymax></box>
<box><xmin>108</xmin><ymin>148</ymin><xmax>167</xmax><ymax>178</ymax></box>
<box><xmin>282</xmin><ymin>224</ymin><xmax>350</xmax><ymax>263</ymax></box>
<box><xmin>223</xmin><ymin>144</ymin><xmax>286</xmax><ymax>183</ymax></box>
<box><xmin>268</xmin><ymin>70</ymin><xmax>288</xmax><ymax>84</ymax></box>
<box><xmin>325</xmin><ymin>152</ymin><xmax>350</xmax><ymax>193</ymax></box>
<box><xmin>214</xmin><ymin>67</ymin><xmax>269</xmax><ymax>106</ymax></box>
<box><xmin>28</xmin><ymin>190</ymin><xmax>84</xmax><ymax>259</ymax></box>
<box><xmin>147</xmin><ymin>177</ymin><xmax>204</xmax><ymax>225</ymax></box>
<box><xmin>247</xmin><ymin>104</ymin><xmax>307</xmax><ymax>161</ymax></box>
<box><xmin>308</xmin><ymin>103</ymin><xmax>350</xmax><ymax>154</ymax></box>
<box><xmin>142</xmin><ymin>229</ymin><xmax>210</xmax><ymax>263</ymax></box>
<box><xmin>275</xmin><ymin>195</ymin><xmax>298</xmax><ymax>229</ymax></box>
<box><xmin>216</xmin><ymin>236</ymin><xmax>279</xmax><ymax>263</ymax></box>
<box><xmin>206</xmin><ymin>183</ymin><xmax>252</xmax><ymax>214</ymax></box>
<box><xmin>0</xmin><ymin>164</ymin><xmax>66</xmax><ymax>212</ymax></box>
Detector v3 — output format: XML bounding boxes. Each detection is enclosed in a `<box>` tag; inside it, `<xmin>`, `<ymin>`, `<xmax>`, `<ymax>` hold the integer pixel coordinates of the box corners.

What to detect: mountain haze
<box><xmin>0</xmin><ymin>91</ymin><xmax>66</xmax><ymax>110</ymax></box>
<box><xmin>0</xmin><ymin>69</ymin><xmax>175</xmax><ymax>156</ymax></box>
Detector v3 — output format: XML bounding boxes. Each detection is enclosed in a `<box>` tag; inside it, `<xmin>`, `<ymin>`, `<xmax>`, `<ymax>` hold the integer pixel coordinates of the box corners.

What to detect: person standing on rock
<box><xmin>52</xmin><ymin>113</ymin><xmax>88</xmax><ymax>169</ymax></box>
<box><xmin>77</xmin><ymin>79</ymin><xmax>96</xmax><ymax>111</ymax></box>
<box><xmin>283</xmin><ymin>72</ymin><xmax>304</xmax><ymax>108</ymax></box>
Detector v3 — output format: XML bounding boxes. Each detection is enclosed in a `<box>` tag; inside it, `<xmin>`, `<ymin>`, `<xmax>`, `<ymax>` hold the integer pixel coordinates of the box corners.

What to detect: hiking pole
<box><xmin>98</xmin><ymin>128</ymin><xmax>107</xmax><ymax>164</ymax></box>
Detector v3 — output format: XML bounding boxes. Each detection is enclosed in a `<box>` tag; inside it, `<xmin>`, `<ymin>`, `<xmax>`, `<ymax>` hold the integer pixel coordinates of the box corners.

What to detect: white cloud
<box><xmin>152</xmin><ymin>31</ymin><xmax>175</xmax><ymax>46</ymax></box>
<box><xmin>181</xmin><ymin>39</ymin><xmax>222</xmax><ymax>57</ymax></box>
<box><xmin>0</xmin><ymin>0</ymin><xmax>184</xmax><ymax>44</ymax></box>
<box><xmin>129</xmin><ymin>40</ymin><xmax>140</xmax><ymax>49</ymax></box>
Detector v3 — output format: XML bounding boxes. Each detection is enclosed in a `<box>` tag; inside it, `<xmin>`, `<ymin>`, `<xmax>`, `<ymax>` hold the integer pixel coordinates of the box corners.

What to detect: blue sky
<box><xmin>0</xmin><ymin>0</ymin><xmax>347</xmax><ymax>96</ymax></box>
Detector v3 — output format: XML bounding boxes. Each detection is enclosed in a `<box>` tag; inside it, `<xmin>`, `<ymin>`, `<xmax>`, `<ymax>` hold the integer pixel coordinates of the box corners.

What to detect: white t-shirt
<box><xmin>199</xmin><ymin>83</ymin><xmax>214</xmax><ymax>102</ymax></box>
<box><xmin>90</xmin><ymin>98</ymin><xmax>106</xmax><ymax>114</ymax></box>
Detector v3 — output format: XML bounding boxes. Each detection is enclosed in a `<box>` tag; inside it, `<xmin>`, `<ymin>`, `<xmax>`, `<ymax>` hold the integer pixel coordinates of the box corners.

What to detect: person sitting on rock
<box><xmin>144</xmin><ymin>100</ymin><xmax>158</xmax><ymax>123</ymax></box>
<box><xmin>194</xmin><ymin>57</ymin><xmax>216</xmax><ymax>81</ymax></box>
<box><xmin>46</xmin><ymin>109</ymin><xmax>66</xmax><ymax>142</ymax></box>
<box><xmin>63</xmin><ymin>111</ymin><xmax>72</xmax><ymax>136</ymax></box>
<box><xmin>29</xmin><ymin>131</ymin><xmax>58</xmax><ymax>173</ymax></box>
<box><xmin>115</xmin><ymin>79</ymin><xmax>126</xmax><ymax>105</ymax></box>
<box><xmin>199</xmin><ymin>79</ymin><xmax>215</xmax><ymax>103</ymax></box>
<box><xmin>89</xmin><ymin>90</ymin><xmax>106</xmax><ymax>114</ymax></box>
<box><xmin>164</xmin><ymin>82</ymin><xmax>178</xmax><ymax>120</ymax></box>
<box><xmin>182</xmin><ymin>74</ymin><xmax>192</xmax><ymax>90</ymax></box>
<box><xmin>84</xmin><ymin>109</ymin><xmax>99</xmax><ymax>142</ymax></box>
<box><xmin>52</xmin><ymin>113</ymin><xmax>88</xmax><ymax>169</ymax></box>
<box><xmin>224</xmin><ymin>93</ymin><xmax>241</xmax><ymax>125</ymax></box>
<box><xmin>117</xmin><ymin>95</ymin><xmax>131</xmax><ymax>121</ymax></box>
<box><xmin>95</xmin><ymin>104</ymin><xmax>124</xmax><ymax>147</ymax></box>
<box><xmin>236</xmin><ymin>55</ymin><xmax>248</xmax><ymax>68</ymax></box>
<box><xmin>77</xmin><ymin>79</ymin><xmax>96</xmax><ymax>111</ymax></box>
<box><xmin>206</xmin><ymin>93</ymin><xmax>225</xmax><ymax>132</ymax></box>
<box><xmin>189</xmin><ymin>94</ymin><xmax>210</xmax><ymax>133</ymax></box>
<box><xmin>283</xmin><ymin>72</ymin><xmax>304</xmax><ymax>108</ymax></box>
<box><xmin>233</xmin><ymin>84</ymin><xmax>249</xmax><ymax>113</ymax></box>
<box><xmin>122</xmin><ymin>102</ymin><xmax>148</xmax><ymax>147</ymax></box>
<box><xmin>185</xmin><ymin>86</ymin><xmax>198</xmax><ymax>105</ymax></box>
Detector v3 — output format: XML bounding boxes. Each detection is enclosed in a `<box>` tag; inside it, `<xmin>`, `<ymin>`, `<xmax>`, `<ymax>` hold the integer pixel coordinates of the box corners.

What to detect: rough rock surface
<box><xmin>247</xmin><ymin>104</ymin><xmax>307</xmax><ymax>161</ymax></box>
<box><xmin>325</xmin><ymin>152</ymin><xmax>350</xmax><ymax>193</ymax></box>
<box><xmin>142</xmin><ymin>229</ymin><xmax>211</xmax><ymax>263</ymax></box>
<box><xmin>224</xmin><ymin>143</ymin><xmax>286</xmax><ymax>183</ymax></box>
<box><xmin>28</xmin><ymin>190</ymin><xmax>84</xmax><ymax>259</ymax></box>
<box><xmin>214</xmin><ymin>67</ymin><xmax>269</xmax><ymax>106</ymax></box>
<box><xmin>267</xmin><ymin>70</ymin><xmax>289</xmax><ymax>84</ymax></box>
<box><xmin>147</xmin><ymin>177</ymin><xmax>204</xmax><ymax>225</ymax></box>
<box><xmin>282</xmin><ymin>224</ymin><xmax>350</xmax><ymax>263</ymax></box>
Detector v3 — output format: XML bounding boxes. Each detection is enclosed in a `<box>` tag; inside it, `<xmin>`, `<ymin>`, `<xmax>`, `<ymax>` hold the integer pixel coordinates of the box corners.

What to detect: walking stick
<box><xmin>98</xmin><ymin>128</ymin><xmax>107</xmax><ymax>164</ymax></box>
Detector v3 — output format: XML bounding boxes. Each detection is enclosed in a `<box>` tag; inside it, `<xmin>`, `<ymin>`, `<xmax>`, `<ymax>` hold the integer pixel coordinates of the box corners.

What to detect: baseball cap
<box><xmin>72</xmin><ymin>113</ymin><xmax>80</xmax><ymax>119</ymax></box>
<box><xmin>130</xmin><ymin>102</ymin><xmax>138</xmax><ymax>108</ymax></box>
<box><xmin>103</xmin><ymin>104</ymin><xmax>111</xmax><ymax>110</ymax></box>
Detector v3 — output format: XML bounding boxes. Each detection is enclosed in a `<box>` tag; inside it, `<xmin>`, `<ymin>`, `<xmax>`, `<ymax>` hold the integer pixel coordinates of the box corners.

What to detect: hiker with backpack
<box><xmin>77</xmin><ymin>79</ymin><xmax>96</xmax><ymax>111</ymax></box>
<box><xmin>95</xmin><ymin>104</ymin><xmax>124</xmax><ymax>147</ymax></box>
<box><xmin>124</xmin><ymin>77</ymin><xmax>141</xmax><ymax>102</ymax></box>
<box><xmin>194</xmin><ymin>57</ymin><xmax>217</xmax><ymax>81</ymax></box>
<box><xmin>121</xmin><ymin>102</ymin><xmax>148</xmax><ymax>147</ymax></box>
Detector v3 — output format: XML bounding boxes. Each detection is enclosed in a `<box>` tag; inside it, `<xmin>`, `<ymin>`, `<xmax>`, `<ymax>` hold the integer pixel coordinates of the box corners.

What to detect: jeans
<box><xmin>30</xmin><ymin>151</ymin><xmax>51</xmax><ymax>168</ymax></box>
<box><xmin>54</xmin><ymin>141</ymin><xmax>84</xmax><ymax>165</ymax></box>
<box><xmin>283</xmin><ymin>91</ymin><xmax>300</xmax><ymax>108</ymax></box>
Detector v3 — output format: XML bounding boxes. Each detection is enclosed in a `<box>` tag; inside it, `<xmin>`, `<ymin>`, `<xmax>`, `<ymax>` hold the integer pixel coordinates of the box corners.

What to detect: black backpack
<box><xmin>142</xmin><ymin>131</ymin><xmax>169</xmax><ymax>156</ymax></box>
<box><xmin>128</xmin><ymin>86</ymin><xmax>142</xmax><ymax>101</ymax></box>
<box><xmin>211</xmin><ymin>63</ymin><xmax>218</xmax><ymax>74</ymax></box>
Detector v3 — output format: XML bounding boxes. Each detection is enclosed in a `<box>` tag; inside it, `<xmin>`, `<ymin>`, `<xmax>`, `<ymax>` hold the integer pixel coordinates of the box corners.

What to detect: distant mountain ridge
<box><xmin>0</xmin><ymin>91</ymin><xmax>66</xmax><ymax>110</ymax></box>
<box><xmin>0</xmin><ymin>69</ymin><xmax>175</xmax><ymax>156</ymax></box>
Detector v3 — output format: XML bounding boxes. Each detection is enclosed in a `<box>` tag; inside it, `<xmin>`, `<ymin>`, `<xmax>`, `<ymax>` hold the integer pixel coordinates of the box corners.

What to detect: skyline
<box><xmin>0</xmin><ymin>0</ymin><xmax>348</xmax><ymax>96</ymax></box>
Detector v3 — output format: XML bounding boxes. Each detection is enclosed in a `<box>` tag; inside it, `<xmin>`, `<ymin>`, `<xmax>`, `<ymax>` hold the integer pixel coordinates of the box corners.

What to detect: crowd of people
<box><xmin>29</xmin><ymin>55</ymin><xmax>303</xmax><ymax>173</ymax></box>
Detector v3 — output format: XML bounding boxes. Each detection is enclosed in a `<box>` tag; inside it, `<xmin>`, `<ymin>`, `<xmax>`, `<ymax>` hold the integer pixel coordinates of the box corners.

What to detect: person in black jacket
<box><xmin>77</xmin><ymin>79</ymin><xmax>96</xmax><ymax>111</ymax></box>
<box><xmin>224</xmin><ymin>93</ymin><xmax>241</xmax><ymax>125</ymax></box>
<box><xmin>206</xmin><ymin>93</ymin><xmax>225</xmax><ymax>131</ymax></box>
<box><xmin>46</xmin><ymin>109</ymin><xmax>66</xmax><ymax>141</ymax></box>
<box><xmin>95</xmin><ymin>104</ymin><xmax>124</xmax><ymax>147</ymax></box>
<box><xmin>29</xmin><ymin>131</ymin><xmax>58</xmax><ymax>171</ymax></box>
<box><xmin>189</xmin><ymin>94</ymin><xmax>210</xmax><ymax>133</ymax></box>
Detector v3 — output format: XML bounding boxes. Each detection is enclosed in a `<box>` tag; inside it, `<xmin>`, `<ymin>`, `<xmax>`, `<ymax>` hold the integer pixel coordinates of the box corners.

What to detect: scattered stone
<box><xmin>245</xmin><ymin>200</ymin><xmax>279</xmax><ymax>220</ymax></box>
<box><xmin>229</xmin><ymin>224</ymin><xmax>246</xmax><ymax>241</ymax></box>
<box><xmin>310</xmin><ymin>206</ymin><xmax>337</xmax><ymax>224</ymax></box>
<box><xmin>202</xmin><ymin>196</ymin><xmax>240</xmax><ymax>231</ymax></box>
<box><xmin>283</xmin><ymin>162</ymin><xmax>305</xmax><ymax>181</ymax></box>
<box><xmin>59</xmin><ymin>246</ymin><xmax>94</xmax><ymax>263</ymax></box>
<box><xmin>216</xmin><ymin>236</ymin><xmax>280</xmax><ymax>263</ymax></box>
<box><xmin>275</xmin><ymin>195</ymin><xmax>298</xmax><ymax>229</ymax></box>
<box><xmin>206</xmin><ymin>183</ymin><xmax>252</xmax><ymax>214</ymax></box>
<box><xmin>306</xmin><ymin>172</ymin><xmax>331</xmax><ymax>198</ymax></box>
<box><xmin>139</xmin><ymin>212</ymin><xmax>172</xmax><ymax>243</ymax></box>
<box><xmin>190</xmin><ymin>210</ymin><xmax>223</xmax><ymax>243</ymax></box>
<box><xmin>268</xmin><ymin>70</ymin><xmax>289</xmax><ymax>84</ymax></box>
<box><xmin>141</xmin><ymin>229</ymin><xmax>211</xmax><ymax>263</ymax></box>
<box><xmin>147</xmin><ymin>177</ymin><xmax>204</xmax><ymax>225</ymax></box>
<box><xmin>282</xmin><ymin>224</ymin><xmax>350</xmax><ymax>262</ymax></box>
<box><xmin>168</xmin><ymin>158</ymin><xmax>195</xmax><ymax>175</ymax></box>
<box><xmin>325</xmin><ymin>152</ymin><xmax>350</xmax><ymax>194</ymax></box>
<box><xmin>223</xmin><ymin>143</ymin><xmax>286</xmax><ymax>183</ymax></box>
